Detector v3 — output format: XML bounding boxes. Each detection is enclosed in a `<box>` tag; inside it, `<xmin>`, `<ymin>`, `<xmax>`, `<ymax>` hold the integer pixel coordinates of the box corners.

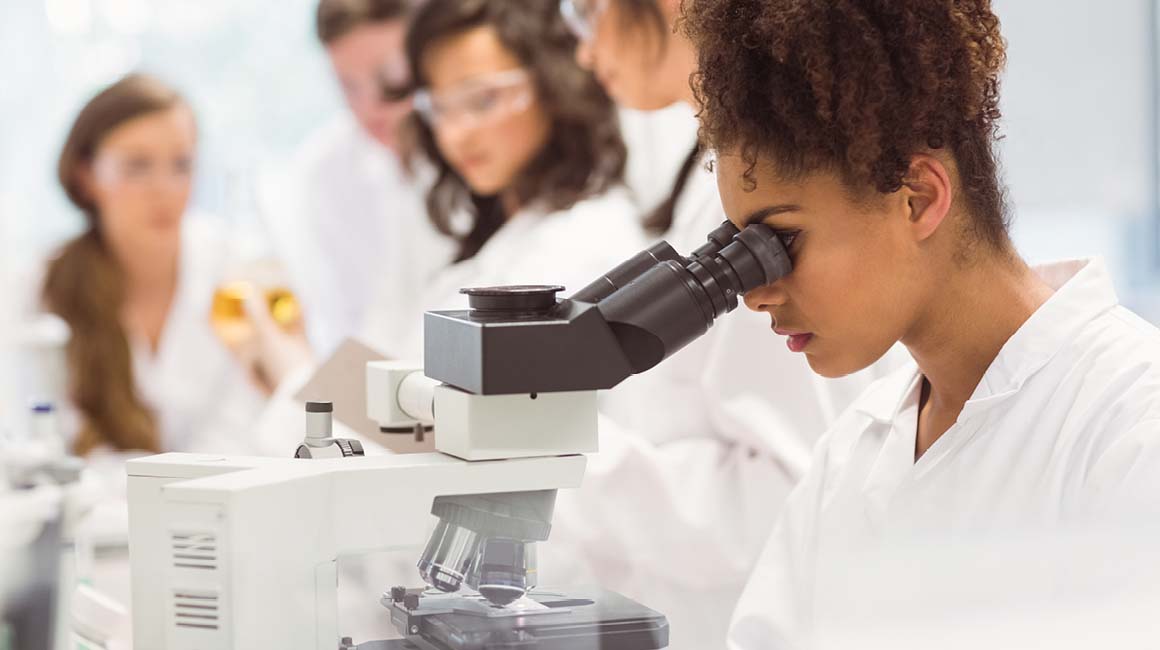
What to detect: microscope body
<box><xmin>127</xmin><ymin>221</ymin><xmax>790</xmax><ymax>650</ymax></box>
<box><xmin>127</xmin><ymin>454</ymin><xmax>586</xmax><ymax>649</ymax></box>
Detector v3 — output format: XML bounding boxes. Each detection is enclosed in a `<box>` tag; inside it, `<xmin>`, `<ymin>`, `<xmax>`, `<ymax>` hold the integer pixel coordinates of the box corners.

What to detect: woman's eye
<box><xmin>466</xmin><ymin>89</ymin><xmax>500</xmax><ymax>113</ymax></box>
<box><xmin>124</xmin><ymin>158</ymin><xmax>152</xmax><ymax>177</ymax></box>
<box><xmin>777</xmin><ymin>230</ymin><xmax>800</xmax><ymax>249</ymax></box>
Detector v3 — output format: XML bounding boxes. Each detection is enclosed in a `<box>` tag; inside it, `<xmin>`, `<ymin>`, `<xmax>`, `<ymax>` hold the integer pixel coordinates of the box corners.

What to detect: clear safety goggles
<box><xmin>91</xmin><ymin>154</ymin><xmax>194</xmax><ymax>187</ymax></box>
<box><xmin>412</xmin><ymin>68</ymin><xmax>535</xmax><ymax>130</ymax></box>
<box><xmin>560</xmin><ymin>0</ymin><xmax>608</xmax><ymax>41</ymax></box>
<box><xmin>340</xmin><ymin>59</ymin><xmax>412</xmax><ymax>105</ymax></box>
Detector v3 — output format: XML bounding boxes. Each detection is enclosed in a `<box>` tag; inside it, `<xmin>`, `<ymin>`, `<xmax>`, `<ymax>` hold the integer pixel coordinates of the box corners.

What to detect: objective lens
<box><xmin>466</xmin><ymin>538</ymin><xmax>537</xmax><ymax>607</ymax></box>
<box><xmin>416</xmin><ymin>520</ymin><xmax>482</xmax><ymax>593</ymax></box>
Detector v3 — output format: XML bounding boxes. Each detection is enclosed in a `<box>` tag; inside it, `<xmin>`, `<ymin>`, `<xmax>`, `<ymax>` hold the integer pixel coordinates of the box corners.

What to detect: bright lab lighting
<box><xmin>44</xmin><ymin>0</ymin><xmax>93</xmax><ymax>36</ymax></box>
<box><xmin>98</xmin><ymin>0</ymin><xmax>152</xmax><ymax>35</ymax></box>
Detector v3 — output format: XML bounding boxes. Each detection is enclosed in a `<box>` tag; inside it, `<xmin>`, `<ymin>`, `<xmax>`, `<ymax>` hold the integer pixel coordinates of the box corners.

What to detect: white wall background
<box><xmin>0</xmin><ymin>0</ymin><xmax>342</xmax><ymax>270</ymax></box>
<box><xmin>993</xmin><ymin>0</ymin><xmax>1160</xmax><ymax>316</ymax></box>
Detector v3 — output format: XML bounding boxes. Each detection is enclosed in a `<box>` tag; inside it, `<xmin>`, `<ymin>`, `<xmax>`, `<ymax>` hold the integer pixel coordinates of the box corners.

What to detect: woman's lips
<box><xmin>774</xmin><ymin>328</ymin><xmax>814</xmax><ymax>353</ymax></box>
<box><xmin>458</xmin><ymin>154</ymin><xmax>489</xmax><ymax>171</ymax></box>
<box><xmin>786</xmin><ymin>333</ymin><xmax>814</xmax><ymax>353</ymax></box>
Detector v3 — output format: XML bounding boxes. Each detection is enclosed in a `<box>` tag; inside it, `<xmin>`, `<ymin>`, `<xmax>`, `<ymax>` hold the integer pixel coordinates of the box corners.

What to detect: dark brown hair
<box><xmin>43</xmin><ymin>73</ymin><xmax>187</xmax><ymax>455</ymax></box>
<box><xmin>316</xmin><ymin>0</ymin><xmax>412</xmax><ymax>44</ymax></box>
<box><xmin>643</xmin><ymin>142</ymin><xmax>700</xmax><ymax>235</ymax></box>
<box><xmin>682</xmin><ymin>0</ymin><xmax>1010</xmax><ymax>247</ymax></box>
<box><xmin>405</xmin><ymin>0</ymin><xmax>627</xmax><ymax>262</ymax></box>
<box><xmin>613</xmin><ymin>0</ymin><xmax>669</xmax><ymax>56</ymax></box>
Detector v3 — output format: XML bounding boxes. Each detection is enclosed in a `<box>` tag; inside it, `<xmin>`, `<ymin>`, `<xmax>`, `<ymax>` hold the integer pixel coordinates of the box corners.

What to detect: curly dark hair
<box><xmin>405</xmin><ymin>0</ymin><xmax>627</xmax><ymax>262</ymax></box>
<box><xmin>682</xmin><ymin>0</ymin><xmax>1010</xmax><ymax>247</ymax></box>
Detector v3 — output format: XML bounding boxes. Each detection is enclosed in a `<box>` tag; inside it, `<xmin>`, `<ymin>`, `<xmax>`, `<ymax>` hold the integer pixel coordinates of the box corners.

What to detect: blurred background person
<box><xmin>37</xmin><ymin>73</ymin><xmax>267</xmax><ymax>458</ymax></box>
<box><xmin>255</xmin><ymin>0</ymin><xmax>454</xmax><ymax>361</ymax></box>
<box><xmin>360</xmin><ymin>0</ymin><xmax>645</xmax><ymax>358</ymax></box>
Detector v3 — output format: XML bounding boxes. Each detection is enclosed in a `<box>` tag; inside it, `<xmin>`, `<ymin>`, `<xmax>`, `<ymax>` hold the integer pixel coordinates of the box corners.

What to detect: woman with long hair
<box><xmin>362</xmin><ymin>0</ymin><xmax>645</xmax><ymax>357</ymax></box>
<box><xmin>42</xmin><ymin>73</ymin><xmax>266</xmax><ymax>456</ymax></box>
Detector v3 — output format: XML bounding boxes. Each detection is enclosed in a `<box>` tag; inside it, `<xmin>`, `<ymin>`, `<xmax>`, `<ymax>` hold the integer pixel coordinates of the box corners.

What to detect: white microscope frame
<box><xmin>128</xmin><ymin>361</ymin><xmax>596</xmax><ymax>650</ymax></box>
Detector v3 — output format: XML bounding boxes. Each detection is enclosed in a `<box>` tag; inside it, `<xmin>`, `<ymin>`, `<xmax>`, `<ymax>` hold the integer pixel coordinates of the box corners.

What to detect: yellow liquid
<box><xmin>266</xmin><ymin>288</ymin><xmax>302</xmax><ymax>328</ymax></box>
<box><xmin>211</xmin><ymin>282</ymin><xmax>250</xmax><ymax>326</ymax></box>
<box><xmin>211</xmin><ymin>283</ymin><xmax>302</xmax><ymax>330</ymax></box>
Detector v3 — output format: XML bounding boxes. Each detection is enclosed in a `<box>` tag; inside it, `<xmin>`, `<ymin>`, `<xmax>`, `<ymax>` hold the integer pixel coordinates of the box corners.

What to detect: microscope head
<box><xmin>412</xmin><ymin>222</ymin><xmax>792</xmax><ymax>606</ymax></box>
<box><xmin>422</xmin><ymin>221</ymin><xmax>791</xmax><ymax>395</ymax></box>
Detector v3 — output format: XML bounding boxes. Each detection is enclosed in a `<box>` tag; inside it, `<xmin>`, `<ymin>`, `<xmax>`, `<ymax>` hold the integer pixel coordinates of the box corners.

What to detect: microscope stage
<box><xmin>362</xmin><ymin>587</ymin><xmax>669</xmax><ymax>650</ymax></box>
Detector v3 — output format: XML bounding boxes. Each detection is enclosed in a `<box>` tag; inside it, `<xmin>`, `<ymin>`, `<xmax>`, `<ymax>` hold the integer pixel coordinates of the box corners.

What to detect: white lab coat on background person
<box><xmin>361</xmin><ymin>185</ymin><xmax>647</xmax><ymax>358</ymax></box>
<box><xmin>258</xmin><ymin>114</ymin><xmax>455</xmax><ymax>359</ymax></box>
<box><xmin>250</xmin><ymin>184</ymin><xmax>647</xmax><ymax>452</ymax></box>
<box><xmin>128</xmin><ymin>217</ymin><xmax>269</xmax><ymax>455</ymax></box>
<box><xmin>532</xmin><ymin>136</ymin><xmax>902</xmax><ymax>648</ymax></box>
<box><xmin>618</xmin><ymin>103</ymin><xmax>700</xmax><ymax>212</ymax></box>
<box><xmin>8</xmin><ymin>215</ymin><xmax>271</xmax><ymax>578</ymax></box>
<box><xmin>728</xmin><ymin>258</ymin><xmax>1160</xmax><ymax>650</ymax></box>
<box><xmin>21</xmin><ymin>215</ymin><xmax>268</xmax><ymax>456</ymax></box>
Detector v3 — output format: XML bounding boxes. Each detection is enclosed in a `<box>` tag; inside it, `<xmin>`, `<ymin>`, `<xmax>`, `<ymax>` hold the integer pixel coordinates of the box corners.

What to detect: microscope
<box><xmin>126</xmin><ymin>221</ymin><xmax>791</xmax><ymax>650</ymax></box>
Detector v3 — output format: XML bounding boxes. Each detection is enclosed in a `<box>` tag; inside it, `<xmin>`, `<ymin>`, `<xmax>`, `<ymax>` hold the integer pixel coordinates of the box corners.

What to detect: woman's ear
<box><xmin>901</xmin><ymin>152</ymin><xmax>953</xmax><ymax>243</ymax></box>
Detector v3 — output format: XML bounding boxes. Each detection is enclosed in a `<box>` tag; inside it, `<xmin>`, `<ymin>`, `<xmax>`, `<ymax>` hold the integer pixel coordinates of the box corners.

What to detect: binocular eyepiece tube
<box><xmin>592</xmin><ymin>222</ymin><xmax>792</xmax><ymax>374</ymax></box>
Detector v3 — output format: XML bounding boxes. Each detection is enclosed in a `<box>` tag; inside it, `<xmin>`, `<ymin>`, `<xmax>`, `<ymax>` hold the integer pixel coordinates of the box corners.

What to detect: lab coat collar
<box><xmin>963</xmin><ymin>258</ymin><xmax>1118</xmax><ymax>413</ymax></box>
<box><xmin>854</xmin><ymin>258</ymin><xmax>1118</xmax><ymax>424</ymax></box>
<box><xmin>853</xmin><ymin>359</ymin><xmax>921</xmax><ymax>424</ymax></box>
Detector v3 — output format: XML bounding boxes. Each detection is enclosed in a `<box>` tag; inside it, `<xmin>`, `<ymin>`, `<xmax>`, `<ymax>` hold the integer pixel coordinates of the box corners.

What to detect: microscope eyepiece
<box><xmin>423</xmin><ymin>222</ymin><xmax>793</xmax><ymax>395</ymax></box>
<box><xmin>594</xmin><ymin>222</ymin><xmax>791</xmax><ymax>374</ymax></box>
<box><xmin>689</xmin><ymin>220</ymin><xmax>743</xmax><ymax>260</ymax></box>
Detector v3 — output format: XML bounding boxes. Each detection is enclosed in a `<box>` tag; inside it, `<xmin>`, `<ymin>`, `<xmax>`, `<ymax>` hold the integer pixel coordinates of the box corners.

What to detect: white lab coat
<box><xmin>19</xmin><ymin>216</ymin><xmax>268</xmax><ymax>455</ymax></box>
<box><xmin>129</xmin><ymin>217</ymin><xmax>270</xmax><ymax>454</ymax></box>
<box><xmin>258</xmin><ymin>114</ymin><xmax>454</xmax><ymax>358</ymax></box>
<box><xmin>537</xmin><ymin>142</ymin><xmax>897</xmax><ymax>648</ymax></box>
<box><xmin>618</xmin><ymin>103</ymin><xmax>700</xmax><ymax>212</ymax></box>
<box><xmin>729</xmin><ymin>258</ymin><xmax>1160</xmax><ymax>650</ymax></box>
<box><xmin>362</xmin><ymin>186</ymin><xmax>648</xmax><ymax>357</ymax></box>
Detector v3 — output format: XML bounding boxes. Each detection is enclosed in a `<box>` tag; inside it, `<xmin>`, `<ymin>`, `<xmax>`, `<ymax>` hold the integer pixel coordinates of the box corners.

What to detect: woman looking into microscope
<box><xmin>459</xmin><ymin>3</ymin><xmax>899</xmax><ymax>648</ymax></box>
<box><xmin>676</xmin><ymin>0</ymin><xmax>1160</xmax><ymax>646</ymax></box>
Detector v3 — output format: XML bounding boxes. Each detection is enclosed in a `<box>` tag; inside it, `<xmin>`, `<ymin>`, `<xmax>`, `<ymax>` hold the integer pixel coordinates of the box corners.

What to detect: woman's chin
<box><xmin>802</xmin><ymin>349</ymin><xmax>852</xmax><ymax>379</ymax></box>
<box><xmin>462</xmin><ymin>173</ymin><xmax>507</xmax><ymax>197</ymax></box>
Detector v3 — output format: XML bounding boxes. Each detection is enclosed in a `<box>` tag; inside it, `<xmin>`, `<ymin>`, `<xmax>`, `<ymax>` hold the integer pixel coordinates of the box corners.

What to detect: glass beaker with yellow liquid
<box><xmin>209</xmin><ymin>165</ymin><xmax>309</xmax><ymax>361</ymax></box>
<box><xmin>211</xmin><ymin>279</ymin><xmax>303</xmax><ymax>348</ymax></box>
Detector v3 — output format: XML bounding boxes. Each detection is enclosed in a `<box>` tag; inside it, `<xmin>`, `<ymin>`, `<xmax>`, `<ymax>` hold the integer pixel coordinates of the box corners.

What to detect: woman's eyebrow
<box><xmin>743</xmin><ymin>204</ymin><xmax>801</xmax><ymax>227</ymax></box>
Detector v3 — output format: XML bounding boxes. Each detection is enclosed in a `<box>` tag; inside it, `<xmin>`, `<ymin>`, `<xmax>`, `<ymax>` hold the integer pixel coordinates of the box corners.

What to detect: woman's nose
<box><xmin>742</xmin><ymin>280</ymin><xmax>788</xmax><ymax>313</ymax></box>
